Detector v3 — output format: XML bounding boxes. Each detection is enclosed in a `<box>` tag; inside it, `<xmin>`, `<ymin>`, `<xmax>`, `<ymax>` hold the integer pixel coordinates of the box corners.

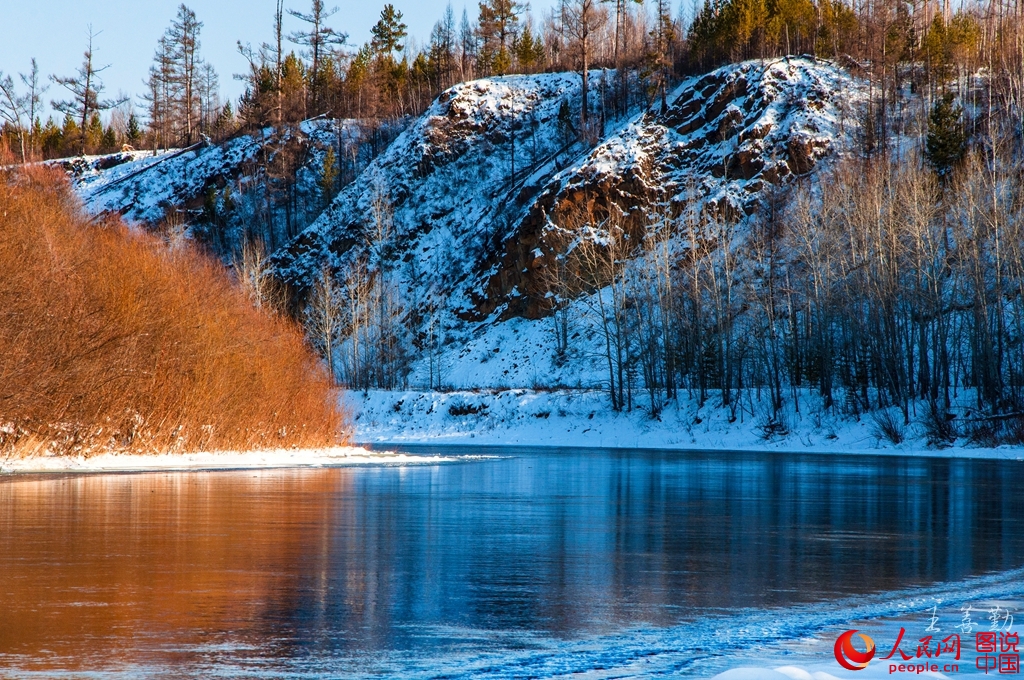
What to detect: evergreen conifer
<box><xmin>925</xmin><ymin>92</ymin><xmax>966</xmax><ymax>179</ymax></box>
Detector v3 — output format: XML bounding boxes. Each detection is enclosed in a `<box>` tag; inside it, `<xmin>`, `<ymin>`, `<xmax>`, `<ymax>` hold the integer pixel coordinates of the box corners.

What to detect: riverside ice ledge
<box><xmin>0</xmin><ymin>447</ymin><xmax>465</xmax><ymax>474</ymax></box>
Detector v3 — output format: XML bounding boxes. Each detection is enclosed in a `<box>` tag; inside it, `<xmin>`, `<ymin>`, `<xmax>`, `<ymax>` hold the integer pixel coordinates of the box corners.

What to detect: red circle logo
<box><xmin>835</xmin><ymin>630</ymin><xmax>877</xmax><ymax>671</ymax></box>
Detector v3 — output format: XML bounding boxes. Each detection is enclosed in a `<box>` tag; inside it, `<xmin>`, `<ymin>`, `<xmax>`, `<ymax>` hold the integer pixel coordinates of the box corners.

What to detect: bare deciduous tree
<box><xmin>305</xmin><ymin>265</ymin><xmax>343</xmax><ymax>383</ymax></box>
<box><xmin>0</xmin><ymin>72</ymin><xmax>29</xmax><ymax>163</ymax></box>
<box><xmin>235</xmin><ymin>238</ymin><xmax>283</xmax><ymax>313</ymax></box>
<box><xmin>561</xmin><ymin>0</ymin><xmax>608</xmax><ymax>137</ymax></box>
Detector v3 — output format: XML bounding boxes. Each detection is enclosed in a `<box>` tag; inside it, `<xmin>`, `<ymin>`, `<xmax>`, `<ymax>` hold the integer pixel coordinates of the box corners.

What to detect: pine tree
<box><xmin>166</xmin><ymin>5</ymin><xmax>204</xmax><ymax>144</ymax></box>
<box><xmin>320</xmin><ymin>146</ymin><xmax>339</xmax><ymax>207</ymax></box>
<box><xmin>32</xmin><ymin>117</ymin><xmax>43</xmax><ymax>156</ymax></box>
<box><xmin>429</xmin><ymin>5</ymin><xmax>458</xmax><ymax>90</ymax></box>
<box><xmin>40</xmin><ymin>117</ymin><xmax>62</xmax><ymax>157</ymax></box>
<box><xmin>648</xmin><ymin>0</ymin><xmax>675</xmax><ymax>112</ymax></box>
<box><xmin>143</xmin><ymin>7</ymin><xmax>215</xmax><ymax>148</ymax></box>
<box><xmin>86</xmin><ymin>112</ymin><xmax>104</xmax><ymax>153</ymax></box>
<box><xmin>371</xmin><ymin>4</ymin><xmax>409</xmax><ymax>58</ymax></box>
<box><xmin>235</xmin><ymin>50</ymin><xmax>276</xmax><ymax>130</ymax></box>
<box><xmin>478</xmin><ymin>0</ymin><xmax>526</xmax><ymax>75</ymax></box>
<box><xmin>344</xmin><ymin>46</ymin><xmax>372</xmax><ymax>118</ymax></box>
<box><xmin>126</xmin><ymin>112</ymin><xmax>142</xmax><ymax>146</ymax></box>
<box><xmin>143</xmin><ymin>36</ymin><xmax>174</xmax><ymax>149</ymax></box>
<box><xmin>370</xmin><ymin>5</ymin><xmax>409</xmax><ymax>115</ymax></box>
<box><xmin>51</xmin><ymin>28</ymin><xmax>126</xmax><ymax>155</ymax></box>
<box><xmin>280</xmin><ymin>52</ymin><xmax>308</xmax><ymax>121</ymax></box>
<box><xmin>514</xmin><ymin>25</ymin><xmax>546</xmax><ymax>73</ymax></box>
<box><xmin>102</xmin><ymin>124</ymin><xmax>117</xmax><ymax>152</ymax></box>
<box><xmin>288</xmin><ymin>0</ymin><xmax>347</xmax><ymax>113</ymax></box>
<box><xmin>213</xmin><ymin>101</ymin><xmax>235</xmax><ymax>138</ymax></box>
<box><xmin>925</xmin><ymin>92</ymin><xmax>966</xmax><ymax>179</ymax></box>
<box><xmin>816</xmin><ymin>0</ymin><xmax>858</xmax><ymax>57</ymax></box>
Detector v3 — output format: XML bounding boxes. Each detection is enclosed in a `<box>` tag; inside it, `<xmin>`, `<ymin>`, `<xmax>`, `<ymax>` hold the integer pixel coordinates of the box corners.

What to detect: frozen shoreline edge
<box><xmin>360</xmin><ymin>438</ymin><xmax>1024</xmax><ymax>461</ymax></box>
<box><xmin>3</xmin><ymin>437</ymin><xmax>1022</xmax><ymax>476</ymax></box>
<box><xmin>0</xmin><ymin>446</ymin><xmax>462</xmax><ymax>475</ymax></box>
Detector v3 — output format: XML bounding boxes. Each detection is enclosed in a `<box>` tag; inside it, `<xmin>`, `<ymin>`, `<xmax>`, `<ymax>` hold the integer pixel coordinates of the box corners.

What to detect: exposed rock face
<box><xmin>478</xmin><ymin>57</ymin><xmax>863</xmax><ymax>320</ymax></box>
<box><xmin>77</xmin><ymin>60</ymin><xmax>860</xmax><ymax>336</ymax></box>
<box><xmin>274</xmin><ymin>73</ymin><xmax>588</xmax><ymax>314</ymax></box>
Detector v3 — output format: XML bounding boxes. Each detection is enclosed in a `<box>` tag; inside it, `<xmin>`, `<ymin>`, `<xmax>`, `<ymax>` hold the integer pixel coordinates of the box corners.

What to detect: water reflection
<box><xmin>1</xmin><ymin>449</ymin><xmax>1022</xmax><ymax>676</ymax></box>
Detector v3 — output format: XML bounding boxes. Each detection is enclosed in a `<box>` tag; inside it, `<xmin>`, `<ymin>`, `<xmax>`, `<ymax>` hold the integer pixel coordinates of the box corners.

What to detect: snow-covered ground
<box><xmin>715</xmin><ymin>663</ymin><xmax>960</xmax><ymax>680</ymax></box>
<box><xmin>347</xmin><ymin>388</ymin><xmax>1024</xmax><ymax>460</ymax></box>
<box><xmin>0</xmin><ymin>446</ymin><xmax>473</xmax><ymax>474</ymax></box>
<box><xmin>701</xmin><ymin>575</ymin><xmax>1024</xmax><ymax>680</ymax></box>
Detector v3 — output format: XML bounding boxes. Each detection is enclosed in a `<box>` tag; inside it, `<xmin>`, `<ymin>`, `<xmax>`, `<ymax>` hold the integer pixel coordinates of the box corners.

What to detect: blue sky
<box><xmin>0</xmin><ymin>0</ymin><xmax>561</xmax><ymax>120</ymax></box>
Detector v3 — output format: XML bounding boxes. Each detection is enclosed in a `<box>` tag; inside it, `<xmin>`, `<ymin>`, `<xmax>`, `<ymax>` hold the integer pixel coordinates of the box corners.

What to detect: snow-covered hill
<box><xmin>265</xmin><ymin>58</ymin><xmax>870</xmax><ymax>413</ymax></box>
<box><xmin>273</xmin><ymin>72</ymin><xmax>593</xmax><ymax>314</ymax></box>
<box><xmin>63</xmin><ymin>119</ymin><xmax>392</xmax><ymax>255</ymax></box>
<box><xmin>66</xmin><ymin>60</ymin><xmax>860</xmax><ymax>325</ymax></box>
<box><xmin>273</xmin><ymin>59</ymin><xmax>863</xmax><ymax>325</ymax></box>
<box><xmin>480</xmin><ymin>57</ymin><xmax>864</xmax><ymax>319</ymax></box>
<box><xmin>64</xmin><ymin>58</ymin><xmax>867</xmax><ymax>402</ymax></box>
<box><xmin>75</xmin><ymin>123</ymin><xmax>324</xmax><ymax>218</ymax></box>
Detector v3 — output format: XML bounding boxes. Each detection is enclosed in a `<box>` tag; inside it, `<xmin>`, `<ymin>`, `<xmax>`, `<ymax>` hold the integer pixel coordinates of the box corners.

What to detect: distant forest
<box><xmin>2</xmin><ymin>0</ymin><xmax>1021</xmax><ymax>161</ymax></box>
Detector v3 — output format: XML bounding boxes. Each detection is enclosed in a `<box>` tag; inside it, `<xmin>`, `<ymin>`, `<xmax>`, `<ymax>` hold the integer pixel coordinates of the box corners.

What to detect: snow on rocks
<box><xmin>51</xmin><ymin>64</ymin><xmax>880</xmax><ymax>450</ymax></box>
<box><xmin>65</xmin><ymin>119</ymin><xmax>366</xmax><ymax>228</ymax></box>
<box><xmin>269</xmin><ymin>61</ymin><xmax>867</xmax><ymax>400</ymax></box>
<box><xmin>482</xmin><ymin>57</ymin><xmax>866</xmax><ymax>320</ymax></box>
<box><xmin>274</xmin><ymin>72</ymin><xmax>589</xmax><ymax>310</ymax></box>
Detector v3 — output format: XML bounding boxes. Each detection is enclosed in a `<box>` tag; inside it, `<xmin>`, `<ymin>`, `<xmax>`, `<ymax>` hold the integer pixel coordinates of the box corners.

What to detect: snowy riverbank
<box><xmin>0</xmin><ymin>446</ymin><xmax>461</xmax><ymax>474</ymax></box>
<box><xmin>347</xmin><ymin>388</ymin><xmax>1024</xmax><ymax>460</ymax></box>
<box><xmin>8</xmin><ymin>387</ymin><xmax>1023</xmax><ymax>475</ymax></box>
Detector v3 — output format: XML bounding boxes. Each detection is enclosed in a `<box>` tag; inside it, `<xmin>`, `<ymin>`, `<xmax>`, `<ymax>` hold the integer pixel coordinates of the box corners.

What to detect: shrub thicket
<box><xmin>0</xmin><ymin>167</ymin><xmax>344</xmax><ymax>456</ymax></box>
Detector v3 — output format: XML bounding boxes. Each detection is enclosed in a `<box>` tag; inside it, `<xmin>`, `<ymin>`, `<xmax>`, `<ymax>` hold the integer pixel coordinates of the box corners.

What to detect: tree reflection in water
<box><xmin>1</xmin><ymin>449</ymin><xmax>1022</xmax><ymax>676</ymax></box>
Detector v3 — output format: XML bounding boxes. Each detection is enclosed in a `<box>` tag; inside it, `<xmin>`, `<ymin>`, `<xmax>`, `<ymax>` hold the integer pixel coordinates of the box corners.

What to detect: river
<box><xmin>2</xmin><ymin>447</ymin><xmax>1023</xmax><ymax>678</ymax></box>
